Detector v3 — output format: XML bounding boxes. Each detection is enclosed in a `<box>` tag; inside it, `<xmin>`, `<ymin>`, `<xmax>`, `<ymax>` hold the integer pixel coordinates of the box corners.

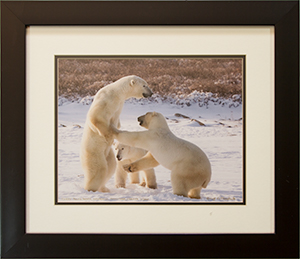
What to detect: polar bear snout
<box><xmin>137</xmin><ymin>115</ymin><xmax>145</xmax><ymax>126</ymax></box>
<box><xmin>116</xmin><ymin>150</ymin><xmax>123</xmax><ymax>161</ymax></box>
<box><xmin>142</xmin><ymin>91</ymin><xmax>153</xmax><ymax>98</ymax></box>
<box><xmin>142</xmin><ymin>84</ymin><xmax>153</xmax><ymax>98</ymax></box>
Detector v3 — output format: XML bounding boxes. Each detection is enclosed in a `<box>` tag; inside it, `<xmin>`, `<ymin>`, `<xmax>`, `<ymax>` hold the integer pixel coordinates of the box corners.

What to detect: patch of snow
<box><xmin>57</xmin><ymin>95</ymin><xmax>243</xmax><ymax>203</ymax></box>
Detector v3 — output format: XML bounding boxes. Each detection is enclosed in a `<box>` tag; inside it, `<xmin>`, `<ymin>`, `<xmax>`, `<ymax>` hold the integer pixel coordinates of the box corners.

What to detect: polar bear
<box><xmin>114</xmin><ymin>142</ymin><xmax>157</xmax><ymax>189</ymax></box>
<box><xmin>81</xmin><ymin>75</ymin><xmax>153</xmax><ymax>192</ymax></box>
<box><xmin>111</xmin><ymin>112</ymin><xmax>211</xmax><ymax>199</ymax></box>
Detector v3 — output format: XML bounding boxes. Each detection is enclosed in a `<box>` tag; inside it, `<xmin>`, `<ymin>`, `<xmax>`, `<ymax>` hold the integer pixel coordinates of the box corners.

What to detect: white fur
<box><xmin>81</xmin><ymin>75</ymin><xmax>153</xmax><ymax>192</ymax></box>
<box><xmin>113</xmin><ymin>112</ymin><xmax>211</xmax><ymax>199</ymax></box>
<box><xmin>114</xmin><ymin>142</ymin><xmax>157</xmax><ymax>189</ymax></box>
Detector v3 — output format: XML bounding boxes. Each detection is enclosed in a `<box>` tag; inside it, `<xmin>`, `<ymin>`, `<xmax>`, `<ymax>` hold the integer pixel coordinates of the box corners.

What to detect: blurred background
<box><xmin>57</xmin><ymin>58</ymin><xmax>243</xmax><ymax>101</ymax></box>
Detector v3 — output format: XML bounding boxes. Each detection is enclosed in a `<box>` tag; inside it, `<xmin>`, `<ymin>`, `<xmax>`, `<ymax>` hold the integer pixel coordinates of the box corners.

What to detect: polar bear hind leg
<box><xmin>188</xmin><ymin>177</ymin><xmax>210</xmax><ymax>199</ymax></box>
<box><xmin>83</xmin><ymin>153</ymin><xmax>109</xmax><ymax>192</ymax></box>
<box><xmin>83</xmin><ymin>148</ymin><xmax>115</xmax><ymax>193</ymax></box>
<box><xmin>188</xmin><ymin>187</ymin><xmax>202</xmax><ymax>199</ymax></box>
<box><xmin>104</xmin><ymin>147</ymin><xmax>117</xmax><ymax>190</ymax></box>
<box><xmin>187</xmin><ymin>174</ymin><xmax>210</xmax><ymax>199</ymax></box>
<box><xmin>142</xmin><ymin>169</ymin><xmax>157</xmax><ymax>189</ymax></box>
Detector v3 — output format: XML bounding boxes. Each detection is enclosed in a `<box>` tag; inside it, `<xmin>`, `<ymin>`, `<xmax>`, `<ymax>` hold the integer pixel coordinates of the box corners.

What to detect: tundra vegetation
<box><xmin>58</xmin><ymin>58</ymin><xmax>243</xmax><ymax>103</ymax></box>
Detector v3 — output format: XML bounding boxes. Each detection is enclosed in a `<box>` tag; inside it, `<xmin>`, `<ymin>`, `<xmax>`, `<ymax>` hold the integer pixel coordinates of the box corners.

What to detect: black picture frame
<box><xmin>1</xmin><ymin>1</ymin><xmax>298</xmax><ymax>258</ymax></box>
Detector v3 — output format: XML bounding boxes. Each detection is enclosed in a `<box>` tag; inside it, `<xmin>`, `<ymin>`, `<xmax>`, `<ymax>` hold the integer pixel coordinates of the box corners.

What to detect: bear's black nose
<box><xmin>116</xmin><ymin>154</ymin><xmax>122</xmax><ymax>161</ymax></box>
<box><xmin>143</xmin><ymin>91</ymin><xmax>153</xmax><ymax>98</ymax></box>
<box><xmin>137</xmin><ymin>116</ymin><xmax>144</xmax><ymax>126</ymax></box>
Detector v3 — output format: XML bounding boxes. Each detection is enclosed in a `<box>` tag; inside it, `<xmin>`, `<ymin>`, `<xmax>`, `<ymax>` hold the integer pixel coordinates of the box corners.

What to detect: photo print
<box><xmin>56</xmin><ymin>57</ymin><xmax>245</xmax><ymax>204</ymax></box>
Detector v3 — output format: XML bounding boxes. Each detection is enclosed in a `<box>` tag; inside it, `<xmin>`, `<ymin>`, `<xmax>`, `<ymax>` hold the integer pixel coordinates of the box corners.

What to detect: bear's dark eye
<box><xmin>143</xmin><ymin>85</ymin><xmax>146</xmax><ymax>88</ymax></box>
<box><xmin>122</xmin><ymin>148</ymin><xmax>124</xmax><ymax>150</ymax></box>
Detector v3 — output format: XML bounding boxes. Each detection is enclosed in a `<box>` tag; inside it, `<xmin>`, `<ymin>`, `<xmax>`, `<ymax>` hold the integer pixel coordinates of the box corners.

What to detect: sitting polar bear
<box><xmin>114</xmin><ymin>142</ymin><xmax>157</xmax><ymax>189</ymax></box>
<box><xmin>81</xmin><ymin>75</ymin><xmax>153</xmax><ymax>192</ymax></box>
<box><xmin>112</xmin><ymin>112</ymin><xmax>211</xmax><ymax>199</ymax></box>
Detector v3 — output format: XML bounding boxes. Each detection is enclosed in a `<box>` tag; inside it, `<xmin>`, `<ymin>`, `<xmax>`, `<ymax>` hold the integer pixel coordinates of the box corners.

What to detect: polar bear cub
<box><xmin>114</xmin><ymin>142</ymin><xmax>157</xmax><ymax>189</ymax></box>
<box><xmin>81</xmin><ymin>75</ymin><xmax>153</xmax><ymax>192</ymax></box>
<box><xmin>112</xmin><ymin>112</ymin><xmax>211</xmax><ymax>199</ymax></box>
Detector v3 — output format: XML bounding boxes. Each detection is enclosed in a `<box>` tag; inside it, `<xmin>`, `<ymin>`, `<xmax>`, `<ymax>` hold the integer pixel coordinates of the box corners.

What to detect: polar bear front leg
<box><xmin>139</xmin><ymin>173</ymin><xmax>147</xmax><ymax>187</ymax></box>
<box><xmin>90</xmin><ymin>118</ymin><xmax>112</xmax><ymax>140</ymax></box>
<box><xmin>111</xmin><ymin>128</ymin><xmax>149</xmax><ymax>151</ymax></box>
<box><xmin>123</xmin><ymin>152</ymin><xmax>159</xmax><ymax>173</ymax></box>
<box><xmin>128</xmin><ymin>172</ymin><xmax>140</xmax><ymax>184</ymax></box>
<box><xmin>170</xmin><ymin>171</ymin><xmax>189</xmax><ymax>197</ymax></box>
<box><xmin>89</xmin><ymin>108</ymin><xmax>115</xmax><ymax>140</ymax></box>
<box><xmin>114</xmin><ymin>163</ymin><xmax>140</xmax><ymax>187</ymax></box>
<box><xmin>114</xmin><ymin>163</ymin><xmax>128</xmax><ymax>188</ymax></box>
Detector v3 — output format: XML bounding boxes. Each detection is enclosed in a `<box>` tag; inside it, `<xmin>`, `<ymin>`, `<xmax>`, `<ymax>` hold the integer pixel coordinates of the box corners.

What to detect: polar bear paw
<box><xmin>99</xmin><ymin>186</ymin><xmax>110</xmax><ymax>193</ymax></box>
<box><xmin>147</xmin><ymin>183</ymin><xmax>158</xmax><ymax>189</ymax></box>
<box><xmin>123</xmin><ymin>164</ymin><xmax>137</xmax><ymax>173</ymax></box>
<box><xmin>115</xmin><ymin>183</ymin><xmax>126</xmax><ymax>188</ymax></box>
<box><xmin>139</xmin><ymin>181</ymin><xmax>146</xmax><ymax>187</ymax></box>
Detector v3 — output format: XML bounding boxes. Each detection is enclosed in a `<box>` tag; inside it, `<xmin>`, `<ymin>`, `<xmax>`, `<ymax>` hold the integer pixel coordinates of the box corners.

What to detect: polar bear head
<box><xmin>126</xmin><ymin>75</ymin><xmax>153</xmax><ymax>99</ymax></box>
<box><xmin>115</xmin><ymin>143</ymin><xmax>131</xmax><ymax>161</ymax></box>
<box><xmin>137</xmin><ymin>112</ymin><xmax>168</xmax><ymax>130</ymax></box>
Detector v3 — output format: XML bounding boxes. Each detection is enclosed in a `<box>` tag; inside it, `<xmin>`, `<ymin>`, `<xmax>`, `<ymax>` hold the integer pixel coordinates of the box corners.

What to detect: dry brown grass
<box><xmin>57</xmin><ymin>58</ymin><xmax>243</xmax><ymax>99</ymax></box>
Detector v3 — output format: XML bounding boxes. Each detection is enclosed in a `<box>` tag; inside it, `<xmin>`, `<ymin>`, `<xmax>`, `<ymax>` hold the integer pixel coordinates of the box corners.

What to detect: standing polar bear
<box><xmin>81</xmin><ymin>75</ymin><xmax>153</xmax><ymax>192</ymax></box>
<box><xmin>114</xmin><ymin>142</ymin><xmax>157</xmax><ymax>189</ymax></box>
<box><xmin>112</xmin><ymin>112</ymin><xmax>211</xmax><ymax>199</ymax></box>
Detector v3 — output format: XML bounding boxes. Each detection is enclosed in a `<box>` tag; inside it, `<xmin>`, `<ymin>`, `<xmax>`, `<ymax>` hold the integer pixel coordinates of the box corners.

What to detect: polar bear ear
<box><xmin>152</xmin><ymin>112</ymin><xmax>158</xmax><ymax>116</ymax></box>
<box><xmin>130</xmin><ymin>79</ymin><xmax>135</xmax><ymax>86</ymax></box>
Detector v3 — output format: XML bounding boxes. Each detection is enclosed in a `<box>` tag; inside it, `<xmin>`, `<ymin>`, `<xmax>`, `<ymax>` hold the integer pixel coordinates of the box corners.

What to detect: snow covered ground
<box><xmin>57</xmin><ymin>95</ymin><xmax>243</xmax><ymax>203</ymax></box>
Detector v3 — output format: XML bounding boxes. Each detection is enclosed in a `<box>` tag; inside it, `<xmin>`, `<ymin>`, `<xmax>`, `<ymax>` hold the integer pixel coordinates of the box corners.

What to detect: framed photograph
<box><xmin>27</xmin><ymin>26</ymin><xmax>270</xmax><ymax>235</ymax></box>
<box><xmin>55</xmin><ymin>55</ymin><xmax>245</xmax><ymax>205</ymax></box>
<box><xmin>1</xmin><ymin>1</ymin><xmax>298</xmax><ymax>258</ymax></box>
